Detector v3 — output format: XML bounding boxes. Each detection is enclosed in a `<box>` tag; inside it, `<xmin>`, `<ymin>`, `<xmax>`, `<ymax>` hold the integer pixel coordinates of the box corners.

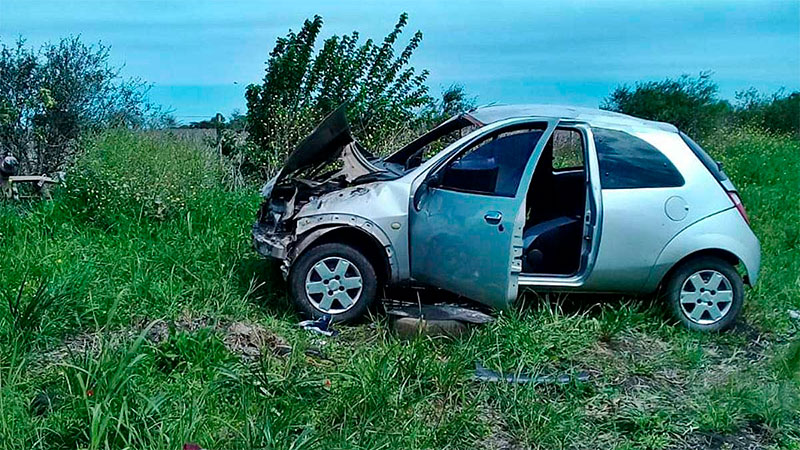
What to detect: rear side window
<box><xmin>679</xmin><ymin>131</ymin><xmax>728</xmax><ymax>181</ymax></box>
<box><xmin>551</xmin><ymin>128</ymin><xmax>584</xmax><ymax>171</ymax></box>
<box><xmin>593</xmin><ymin>128</ymin><xmax>684</xmax><ymax>189</ymax></box>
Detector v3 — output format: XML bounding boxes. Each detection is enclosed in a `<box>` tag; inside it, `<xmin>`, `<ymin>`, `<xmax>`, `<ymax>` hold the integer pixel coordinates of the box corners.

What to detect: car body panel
<box><xmin>577</xmin><ymin>127</ymin><xmax>736</xmax><ymax>293</ymax></box>
<box><xmin>645</xmin><ymin>207</ymin><xmax>761</xmax><ymax>289</ymax></box>
<box><xmin>293</xmin><ymin>180</ymin><xmax>411</xmax><ymax>282</ymax></box>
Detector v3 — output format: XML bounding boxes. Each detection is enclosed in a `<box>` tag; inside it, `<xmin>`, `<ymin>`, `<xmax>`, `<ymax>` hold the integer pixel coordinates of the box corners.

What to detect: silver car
<box><xmin>253</xmin><ymin>104</ymin><xmax>760</xmax><ymax>331</ymax></box>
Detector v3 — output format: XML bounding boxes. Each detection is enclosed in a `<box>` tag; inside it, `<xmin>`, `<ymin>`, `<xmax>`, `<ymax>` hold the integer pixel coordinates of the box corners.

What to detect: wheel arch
<box><xmin>290</xmin><ymin>221</ymin><xmax>396</xmax><ymax>284</ymax></box>
<box><xmin>643</xmin><ymin>209</ymin><xmax>761</xmax><ymax>292</ymax></box>
<box><xmin>656</xmin><ymin>248</ymin><xmax>742</xmax><ymax>291</ymax></box>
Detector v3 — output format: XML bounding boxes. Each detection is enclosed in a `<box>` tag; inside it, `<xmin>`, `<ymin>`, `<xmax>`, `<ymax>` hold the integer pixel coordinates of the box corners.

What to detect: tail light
<box><xmin>727</xmin><ymin>191</ymin><xmax>750</xmax><ymax>224</ymax></box>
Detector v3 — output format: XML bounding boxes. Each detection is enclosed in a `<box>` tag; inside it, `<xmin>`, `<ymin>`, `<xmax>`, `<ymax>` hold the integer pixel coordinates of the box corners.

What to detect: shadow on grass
<box><xmin>518</xmin><ymin>291</ymin><xmax>663</xmax><ymax>318</ymax></box>
<box><xmin>234</xmin><ymin>255</ymin><xmax>297</xmax><ymax>320</ymax></box>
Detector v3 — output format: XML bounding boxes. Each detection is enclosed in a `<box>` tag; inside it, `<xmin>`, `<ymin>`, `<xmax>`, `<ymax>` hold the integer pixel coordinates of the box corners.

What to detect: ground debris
<box><xmin>298</xmin><ymin>314</ymin><xmax>339</xmax><ymax>337</ymax></box>
<box><xmin>386</xmin><ymin>303</ymin><xmax>494</xmax><ymax>339</ymax></box>
<box><xmin>223</xmin><ymin>321</ymin><xmax>288</xmax><ymax>361</ymax></box>
<box><xmin>386</xmin><ymin>304</ymin><xmax>495</xmax><ymax>324</ymax></box>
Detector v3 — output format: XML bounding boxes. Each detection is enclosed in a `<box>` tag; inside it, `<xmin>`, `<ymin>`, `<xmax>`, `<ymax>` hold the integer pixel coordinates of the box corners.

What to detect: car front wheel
<box><xmin>664</xmin><ymin>256</ymin><xmax>744</xmax><ymax>332</ymax></box>
<box><xmin>289</xmin><ymin>243</ymin><xmax>378</xmax><ymax>323</ymax></box>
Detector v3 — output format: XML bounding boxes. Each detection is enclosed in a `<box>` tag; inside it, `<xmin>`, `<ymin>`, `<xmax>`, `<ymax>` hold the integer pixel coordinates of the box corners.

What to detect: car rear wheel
<box><xmin>289</xmin><ymin>243</ymin><xmax>378</xmax><ymax>323</ymax></box>
<box><xmin>664</xmin><ymin>256</ymin><xmax>744</xmax><ymax>332</ymax></box>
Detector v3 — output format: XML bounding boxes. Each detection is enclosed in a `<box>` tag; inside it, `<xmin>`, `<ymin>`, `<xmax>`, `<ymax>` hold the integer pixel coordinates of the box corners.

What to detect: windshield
<box><xmin>384</xmin><ymin>115</ymin><xmax>480</xmax><ymax>171</ymax></box>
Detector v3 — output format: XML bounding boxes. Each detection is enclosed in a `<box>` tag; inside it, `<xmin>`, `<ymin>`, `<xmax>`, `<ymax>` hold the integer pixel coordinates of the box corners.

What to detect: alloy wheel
<box><xmin>304</xmin><ymin>256</ymin><xmax>364</xmax><ymax>314</ymax></box>
<box><xmin>679</xmin><ymin>269</ymin><xmax>734</xmax><ymax>325</ymax></box>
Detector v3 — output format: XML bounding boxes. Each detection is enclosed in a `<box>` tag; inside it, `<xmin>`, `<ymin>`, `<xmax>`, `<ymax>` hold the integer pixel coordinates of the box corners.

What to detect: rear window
<box><xmin>593</xmin><ymin>128</ymin><xmax>685</xmax><ymax>189</ymax></box>
<box><xmin>679</xmin><ymin>131</ymin><xmax>728</xmax><ymax>181</ymax></box>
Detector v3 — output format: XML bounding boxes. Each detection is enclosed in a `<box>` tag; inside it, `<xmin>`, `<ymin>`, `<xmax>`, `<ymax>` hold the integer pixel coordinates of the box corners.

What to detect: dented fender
<box><xmin>292</xmin><ymin>181</ymin><xmax>412</xmax><ymax>281</ymax></box>
<box><xmin>291</xmin><ymin>216</ymin><xmax>400</xmax><ymax>283</ymax></box>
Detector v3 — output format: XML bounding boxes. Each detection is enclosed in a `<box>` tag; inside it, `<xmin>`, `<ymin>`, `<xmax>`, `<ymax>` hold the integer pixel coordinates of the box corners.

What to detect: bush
<box><xmin>62</xmin><ymin>130</ymin><xmax>226</xmax><ymax>224</ymax></box>
<box><xmin>0</xmin><ymin>37</ymin><xmax>168</xmax><ymax>175</ymax></box>
<box><xmin>602</xmin><ymin>72</ymin><xmax>799</xmax><ymax>140</ymax></box>
<box><xmin>734</xmin><ymin>88</ymin><xmax>800</xmax><ymax>138</ymax></box>
<box><xmin>601</xmin><ymin>72</ymin><xmax>730</xmax><ymax>139</ymax></box>
<box><xmin>245</xmin><ymin>13</ymin><xmax>439</xmax><ymax>174</ymax></box>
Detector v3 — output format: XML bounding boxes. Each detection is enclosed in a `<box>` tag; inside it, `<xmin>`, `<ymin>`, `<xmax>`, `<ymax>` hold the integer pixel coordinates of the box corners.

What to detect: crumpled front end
<box><xmin>252</xmin><ymin>177</ymin><xmax>339</xmax><ymax>271</ymax></box>
<box><xmin>251</xmin><ymin>104</ymin><xmax>403</xmax><ymax>275</ymax></box>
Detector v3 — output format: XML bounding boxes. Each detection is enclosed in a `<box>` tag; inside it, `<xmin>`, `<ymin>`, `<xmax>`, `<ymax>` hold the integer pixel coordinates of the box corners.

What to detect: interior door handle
<box><xmin>484</xmin><ymin>211</ymin><xmax>503</xmax><ymax>225</ymax></box>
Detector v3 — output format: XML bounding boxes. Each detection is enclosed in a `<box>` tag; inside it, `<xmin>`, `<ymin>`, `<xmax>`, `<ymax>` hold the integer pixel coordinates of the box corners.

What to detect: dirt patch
<box><xmin>477</xmin><ymin>404</ymin><xmax>527</xmax><ymax>450</ymax></box>
<box><xmin>223</xmin><ymin>321</ymin><xmax>289</xmax><ymax>361</ymax></box>
<box><xmin>673</xmin><ymin>421</ymin><xmax>771</xmax><ymax>450</ymax></box>
<box><xmin>607</xmin><ymin>332</ymin><xmax>670</xmax><ymax>358</ymax></box>
<box><xmin>37</xmin><ymin>316</ymin><xmax>289</xmax><ymax>366</ymax></box>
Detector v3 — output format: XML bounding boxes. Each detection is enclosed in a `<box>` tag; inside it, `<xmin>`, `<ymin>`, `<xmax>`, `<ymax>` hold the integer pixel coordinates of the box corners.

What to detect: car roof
<box><xmin>466</xmin><ymin>104</ymin><xmax>678</xmax><ymax>133</ymax></box>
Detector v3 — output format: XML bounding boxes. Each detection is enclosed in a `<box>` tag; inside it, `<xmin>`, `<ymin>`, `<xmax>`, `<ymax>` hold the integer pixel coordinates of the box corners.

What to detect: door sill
<box><xmin>518</xmin><ymin>273</ymin><xmax>587</xmax><ymax>288</ymax></box>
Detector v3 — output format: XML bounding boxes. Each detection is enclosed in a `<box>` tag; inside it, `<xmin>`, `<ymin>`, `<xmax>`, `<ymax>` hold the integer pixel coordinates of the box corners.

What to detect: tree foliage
<box><xmin>245</xmin><ymin>13</ymin><xmax>438</xmax><ymax>172</ymax></box>
<box><xmin>601</xmin><ymin>72</ymin><xmax>730</xmax><ymax>139</ymax></box>
<box><xmin>602</xmin><ymin>72</ymin><xmax>799</xmax><ymax>139</ymax></box>
<box><xmin>0</xmin><ymin>37</ymin><xmax>167</xmax><ymax>175</ymax></box>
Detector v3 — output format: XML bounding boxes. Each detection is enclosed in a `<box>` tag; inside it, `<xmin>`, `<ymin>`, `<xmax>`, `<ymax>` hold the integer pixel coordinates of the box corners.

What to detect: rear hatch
<box><xmin>680</xmin><ymin>131</ymin><xmax>749</xmax><ymax>224</ymax></box>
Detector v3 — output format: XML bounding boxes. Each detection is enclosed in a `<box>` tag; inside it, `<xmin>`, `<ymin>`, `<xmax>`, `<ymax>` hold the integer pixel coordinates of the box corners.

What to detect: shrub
<box><xmin>734</xmin><ymin>88</ymin><xmax>800</xmax><ymax>138</ymax></box>
<box><xmin>0</xmin><ymin>37</ymin><xmax>168</xmax><ymax>175</ymax></box>
<box><xmin>602</xmin><ymin>72</ymin><xmax>800</xmax><ymax>140</ymax></box>
<box><xmin>601</xmin><ymin>72</ymin><xmax>731</xmax><ymax>139</ymax></box>
<box><xmin>245</xmin><ymin>13</ymin><xmax>435</xmax><ymax>174</ymax></box>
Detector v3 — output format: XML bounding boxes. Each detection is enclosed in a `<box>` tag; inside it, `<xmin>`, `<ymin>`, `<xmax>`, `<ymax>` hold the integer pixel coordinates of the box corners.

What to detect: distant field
<box><xmin>0</xmin><ymin>127</ymin><xmax>798</xmax><ymax>449</ymax></box>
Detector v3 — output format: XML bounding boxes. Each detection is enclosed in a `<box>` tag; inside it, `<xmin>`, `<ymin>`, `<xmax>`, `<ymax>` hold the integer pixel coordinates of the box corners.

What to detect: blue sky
<box><xmin>2</xmin><ymin>0</ymin><xmax>798</xmax><ymax>122</ymax></box>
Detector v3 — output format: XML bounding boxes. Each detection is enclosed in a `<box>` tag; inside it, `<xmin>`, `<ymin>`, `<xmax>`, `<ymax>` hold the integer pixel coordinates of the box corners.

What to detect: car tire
<box><xmin>664</xmin><ymin>256</ymin><xmax>744</xmax><ymax>332</ymax></box>
<box><xmin>289</xmin><ymin>243</ymin><xmax>378</xmax><ymax>323</ymax></box>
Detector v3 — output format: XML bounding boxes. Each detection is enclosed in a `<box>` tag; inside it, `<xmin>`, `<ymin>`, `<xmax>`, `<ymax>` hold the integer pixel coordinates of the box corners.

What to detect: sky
<box><xmin>2</xmin><ymin>0</ymin><xmax>799</xmax><ymax>122</ymax></box>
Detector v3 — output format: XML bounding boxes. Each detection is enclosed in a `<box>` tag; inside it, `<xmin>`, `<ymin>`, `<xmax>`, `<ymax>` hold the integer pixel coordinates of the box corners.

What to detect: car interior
<box><xmin>522</xmin><ymin>128</ymin><xmax>588</xmax><ymax>276</ymax></box>
<box><xmin>418</xmin><ymin>122</ymin><xmax>590</xmax><ymax>277</ymax></box>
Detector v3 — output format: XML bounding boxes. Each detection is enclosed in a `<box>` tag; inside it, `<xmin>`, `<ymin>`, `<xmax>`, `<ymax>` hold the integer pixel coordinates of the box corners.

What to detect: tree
<box><xmin>734</xmin><ymin>88</ymin><xmax>800</xmax><ymax>137</ymax></box>
<box><xmin>0</xmin><ymin>37</ymin><xmax>168</xmax><ymax>175</ymax></box>
<box><xmin>245</xmin><ymin>13</ymin><xmax>433</xmax><ymax>172</ymax></box>
<box><xmin>601</xmin><ymin>72</ymin><xmax>730</xmax><ymax>139</ymax></box>
<box><xmin>420</xmin><ymin>84</ymin><xmax>475</xmax><ymax>126</ymax></box>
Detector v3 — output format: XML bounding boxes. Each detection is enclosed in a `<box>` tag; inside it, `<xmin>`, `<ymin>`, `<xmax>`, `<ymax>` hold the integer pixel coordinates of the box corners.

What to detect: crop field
<box><xmin>0</xmin><ymin>126</ymin><xmax>798</xmax><ymax>449</ymax></box>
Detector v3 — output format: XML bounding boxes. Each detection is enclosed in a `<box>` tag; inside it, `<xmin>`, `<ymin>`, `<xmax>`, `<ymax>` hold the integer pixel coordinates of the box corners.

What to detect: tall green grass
<box><xmin>0</xmin><ymin>127</ymin><xmax>798</xmax><ymax>449</ymax></box>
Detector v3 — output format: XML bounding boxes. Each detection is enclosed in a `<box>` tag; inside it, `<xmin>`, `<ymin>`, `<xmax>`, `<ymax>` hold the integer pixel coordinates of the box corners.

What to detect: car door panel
<box><xmin>409</xmin><ymin>119</ymin><xmax>556</xmax><ymax>308</ymax></box>
<box><xmin>410</xmin><ymin>190</ymin><xmax>524</xmax><ymax>308</ymax></box>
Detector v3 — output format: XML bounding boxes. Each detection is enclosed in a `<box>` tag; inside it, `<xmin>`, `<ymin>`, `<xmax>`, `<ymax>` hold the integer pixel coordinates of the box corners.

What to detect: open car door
<box><xmin>409</xmin><ymin>119</ymin><xmax>557</xmax><ymax>308</ymax></box>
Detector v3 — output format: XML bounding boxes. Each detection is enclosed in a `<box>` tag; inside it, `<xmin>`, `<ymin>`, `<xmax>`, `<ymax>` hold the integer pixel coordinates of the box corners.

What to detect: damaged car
<box><xmin>253</xmin><ymin>103</ymin><xmax>760</xmax><ymax>331</ymax></box>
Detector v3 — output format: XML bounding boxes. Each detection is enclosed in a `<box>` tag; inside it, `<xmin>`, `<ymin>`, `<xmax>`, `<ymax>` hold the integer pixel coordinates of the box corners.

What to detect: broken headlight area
<box><xmin>252</xmin><ymin>104</ymin><xmax>403</xmax><ymax>266</ymax></box>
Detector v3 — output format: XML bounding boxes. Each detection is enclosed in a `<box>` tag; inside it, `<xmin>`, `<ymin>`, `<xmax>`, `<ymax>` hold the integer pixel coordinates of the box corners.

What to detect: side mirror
<box><xmin>427</xmin><ymin>170</ymin><xmax>444</xmax><ymax>188</ymax></box>
<box><xmin>413</xmin><ymin>170</ymin><xmax>443</xmax><ymax>211</ymax></box>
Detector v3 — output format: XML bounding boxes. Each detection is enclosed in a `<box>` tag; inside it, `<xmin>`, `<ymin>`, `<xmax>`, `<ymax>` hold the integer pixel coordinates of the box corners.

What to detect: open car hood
<box><xmin>274</xmin><ymin>104</ymin><xmax>383</xmax><ymax>186</ymax></box>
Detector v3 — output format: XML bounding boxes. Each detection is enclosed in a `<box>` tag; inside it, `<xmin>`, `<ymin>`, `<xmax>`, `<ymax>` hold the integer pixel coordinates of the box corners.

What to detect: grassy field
<box><xmin>0</xmin><ymin>127</ymin><xmax>798</xmax><ymax>450</ymax></box>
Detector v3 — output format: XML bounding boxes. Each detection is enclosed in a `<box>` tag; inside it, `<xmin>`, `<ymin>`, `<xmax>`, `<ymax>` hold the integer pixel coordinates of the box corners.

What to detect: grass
<box><xmin>1</xmin><ymin>127</ymin><xmax>798</xmax><ymax>449</ymax></box>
